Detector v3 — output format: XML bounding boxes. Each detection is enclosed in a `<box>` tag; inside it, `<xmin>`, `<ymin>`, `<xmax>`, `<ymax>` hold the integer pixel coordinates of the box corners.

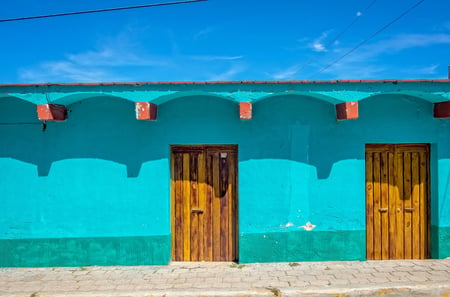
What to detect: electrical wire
<box><xmin>310</xmin><ymin>0</ymin><xmax>425</xmax><ymax>79</ymax></box>
<box><xmin>296</xmin><ymin>0</ymin><xmax>378</xmax><ymax>75</ymax></box>
<box><xmin>0</xmin><ymin>0</ymin><xmax>207</xmax><ymax>23</ymax></box>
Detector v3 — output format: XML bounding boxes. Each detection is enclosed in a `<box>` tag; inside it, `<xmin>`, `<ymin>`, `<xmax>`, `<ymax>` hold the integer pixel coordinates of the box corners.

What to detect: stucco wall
<box><xmin>0</xmin><ymin>90</ymin><xmax>449</xmax><ymax>266</ymax></box>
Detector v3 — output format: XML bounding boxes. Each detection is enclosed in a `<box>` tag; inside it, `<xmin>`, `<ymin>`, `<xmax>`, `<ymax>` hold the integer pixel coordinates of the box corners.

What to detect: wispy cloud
<box><xmin>271</xmin><ymin>65</ymin><xmax>300</xmax><ymax>80</ymax></box>
<box><xmin>190</xmin><ymin>55</ymin><xmax>244</xmax><ymax>61</ymax></box>
<box><xmin>309</xmin><ymin>32</ymin><xmax>330</xmax><ymax>52</ymax></box>
<box><xmin>314</xmin><ymin>33</ymin><xmax>450</xmax><ymax>79</ymax></box>
<box><xmin>67</xmin><ymin>48</ymin><xmax>169</xmax><ymax>67</ymax></box>
<box><xmin>194</xmin><ymin>27</ymin><xmax>214</xmax><ymax>40</ymax></box>
<box><xmin>19</xmin><ymin>61</ymin><xmax>127</xmax><ymax>83</ymax></box>
<box><xmin>318</xmin><ymin>62</ymin><xmax>386</xmax><ymax>79</ymax></box>
<box><xmin>400</xmin><ymin>64</ymin><xmax>440</xmax><ymax>76</ymax></box>
<box><xmin>18</xmin><ymin>32</ymin><xmax>174</xmax><ymax>83</ymax></box>
<box><xmin>368</xmin><ymin>33</ymin><xmax>450</xmax><ymax>55</ymax></box>
<box><xmin>433</xmin><ymin>21</ymin><xmax>450</xmax><ymax>32</ymax></box>
<box><xmin>208</xmin><ymin>65</ymin><xmax>245</xmax><ymax>81</ymax></box>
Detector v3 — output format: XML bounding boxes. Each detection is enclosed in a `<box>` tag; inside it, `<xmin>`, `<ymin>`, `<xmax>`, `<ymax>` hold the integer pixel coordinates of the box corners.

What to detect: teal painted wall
<box><xmin>1</xmin><ymin>86</ymin><xmax>450</xmax><ymax>266</ymax></box>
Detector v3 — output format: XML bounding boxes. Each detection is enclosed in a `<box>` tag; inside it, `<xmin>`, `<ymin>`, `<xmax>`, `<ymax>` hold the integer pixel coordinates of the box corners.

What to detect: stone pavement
<box><xmin>0</xmin><ymin>259</ymin><xmax>449</xmax><ymax>297</ymax></box>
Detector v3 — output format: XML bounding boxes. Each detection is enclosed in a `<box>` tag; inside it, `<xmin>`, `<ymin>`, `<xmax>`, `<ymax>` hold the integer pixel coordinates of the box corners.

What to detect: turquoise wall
<box><xmin>1</xmin><ymin>85</ymin><xmax>450</xmax><ymax>266</ymax></box>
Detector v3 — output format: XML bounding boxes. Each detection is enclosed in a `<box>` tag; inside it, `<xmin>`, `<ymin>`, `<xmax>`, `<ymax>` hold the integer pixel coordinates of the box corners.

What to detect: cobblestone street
<box><xmin>0</xmin><ymin>259</ymin><xmax>449</xmax><ymax>296</ymax></box>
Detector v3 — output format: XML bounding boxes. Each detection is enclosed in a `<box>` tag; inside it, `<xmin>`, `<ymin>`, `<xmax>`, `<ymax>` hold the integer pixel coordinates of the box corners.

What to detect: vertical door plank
<box><xmin>381</xmin><ymin>151</ymin><xmax>390</xmax><ymax>260</ymax></box>
<box><xmin>366</xmin><ymin>151</ymin><xmax>374</xmax><ymax>260</ymax></box>
<box><xmin>229</xmin><ymin>152</ymin><xmax>237</xmax><ymax>261</ymax></box>
<box><xmin>411</xmin><ymin>152</ymin><xmax>421</xmax><ymax>259</ymax></box>
<box><xmin>182</xmin><ymin>153</ymin><xmax>191</xmax><ymax>261</ymax></box>
<box><xmin>172</xmin><ymin>145</ymin><xmax>237</xmax><ymax>262</ymax></box>
<box><xmin>373</xmin><ymin>152</ymin><xmax>382</xmax><ymax>260</ymax></box>
<box><xmin>170</xmin><ymin>152</ymin><xmax>176</xmax><ymax>260</ymax></box>
<box><xmin>366</xmin><ymin>144</ymin><xmax>429</xmax><ymax>261</ymax></box>
<box><xmin>219</xmin><ymin>155</ymin><xmax>229</xmax><ymax>261</ymax></box>
<box><xmin>395</xmin><ymin>150</ymin><xmax>404</xmax><ymax>259</ymax></box>
<box><xmin>212</xmin><ymin>153</ymin><xmax>221</xmax><ymax>261</ymax></box>
<box><xmin>388</xmin><ymin>151</ymin><xmax>397</xmax><ymax>259</ymax></box>
<box><xmin>204</xmin><ymin>153</ymin><xmax>214</xmax><ymax>261</ymax></box>
<box><xmin>403</xmin><ymin>152</ymin><xmax>412</xmax><ymax>259</ymax></box>
<box><xmin>419</xmin><ymin>150</ymin><xmax>428</xmax><ymax>259</ymax></box>
<box><xmin>174</xmin><ymin>152</ymin><xmax>185</xmax><ymax>261</ymax></box>
<box><xmin>197</xmin><ymin>153</ymin><xmax>206</xmax><ymax>261</ymax></box>
<box><xmin>190</xmin><ymin>153</ymin><xmax>199</xmax><ymax>261</ymax></box>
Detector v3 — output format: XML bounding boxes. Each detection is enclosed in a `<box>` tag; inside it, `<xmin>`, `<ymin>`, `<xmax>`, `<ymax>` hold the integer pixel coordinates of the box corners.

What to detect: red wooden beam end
<box><xmin>135</xmin><ymin>102</ymin><xmax>157</xmax><ymax>121</ymax></box>
<box><xmin>434</xmin><ymin>101</ymin><xmax>450</xmax><ymax>118</ymax></box>
<box><xmin>336</xmin><ymin>101</ymin><xmax>358</xmax><ymax>121</ymax></box>
<box><xmin>239</xmin><ymin>102</ymin><xmax>252</xmax><ymax>120</ymax></box>
<box><xmin>36</xmin><ymin>104</ymin><xmax>67</xmax><ymax>121</ymax></box>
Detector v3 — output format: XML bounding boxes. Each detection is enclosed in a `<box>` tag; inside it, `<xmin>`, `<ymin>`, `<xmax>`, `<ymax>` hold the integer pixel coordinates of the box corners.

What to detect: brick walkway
<box><xmin>0</xmin><ymin>259</ymin><xmax>449</xmax><ymax>296</ymax></box>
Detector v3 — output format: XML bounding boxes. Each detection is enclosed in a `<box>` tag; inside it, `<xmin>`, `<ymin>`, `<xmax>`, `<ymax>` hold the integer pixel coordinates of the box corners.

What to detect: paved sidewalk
<box><xmin>0</xmin><ymin>259</ymin><xmax>449</xmax><ymax>297</ymax></box>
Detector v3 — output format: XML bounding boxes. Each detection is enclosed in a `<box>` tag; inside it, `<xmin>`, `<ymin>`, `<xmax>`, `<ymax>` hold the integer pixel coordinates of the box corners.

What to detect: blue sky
<box><xmin>1</xmin><ymin>0</ymin><xmax>449</xmax><ymax>83</ymax></box>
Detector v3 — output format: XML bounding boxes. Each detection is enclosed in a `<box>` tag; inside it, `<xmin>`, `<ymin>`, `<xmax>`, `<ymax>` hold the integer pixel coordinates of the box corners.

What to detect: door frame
<box><xmin>170</xmin><ymin>144</ymin><xmax>239</xmax><ymax>261</ymax></box>
<box><xmin>365</xmin><ymin>143</ymin><xmax>431</xmax><ymax>260</ymax></box>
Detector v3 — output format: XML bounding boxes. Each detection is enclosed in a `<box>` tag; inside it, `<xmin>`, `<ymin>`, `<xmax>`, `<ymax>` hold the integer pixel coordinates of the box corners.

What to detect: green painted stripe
<box><xmin>431</xmin><ymin>225</ymin><xmax>450</xmax><ymax>259</ymax></box>
<box><xmin>0</xmin><ymin>235</ymin><xmax>171</xmax><ymax>267</ymax></box>
<box><xmin>239</xmin><ymin>230</ymin><xmax>366</xmax><ymax>263</ymax></box>
<box><xmin>2</xmin><ymin>227</ymin><xmax>448</xmax><ymax>267</ymax></box>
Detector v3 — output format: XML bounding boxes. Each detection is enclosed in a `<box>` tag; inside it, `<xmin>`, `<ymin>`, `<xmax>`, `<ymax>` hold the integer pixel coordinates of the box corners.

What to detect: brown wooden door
<box><xmin>366</xmin><ymin>144</ymin><xmax>430</xmax><ymax>260</ymax></box>
<box><xmin>171</xmin><ymin>145</ymin><xmax>237</xmax><ymax>261</ymax></box>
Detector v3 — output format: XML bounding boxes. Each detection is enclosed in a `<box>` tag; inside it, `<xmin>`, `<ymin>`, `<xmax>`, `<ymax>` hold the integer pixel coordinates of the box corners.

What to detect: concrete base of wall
<box><xmin>1</xmin><ymin>227</ymin><xmax>448</xmax><ymax>267</ymax></box>
<box><xmin>239</xmin><ymin>230</ymin><xmax>366</xmax><ymax>263</ymax></box>
<box><xmin>431</xmin><ymin>225</ymin><xmax>450</xmax><ymax>259</ymax></box>
<box><xmin>0</xmin><ymin>235</ymin><xmax>171</xmax><ymax>267</ymax></box>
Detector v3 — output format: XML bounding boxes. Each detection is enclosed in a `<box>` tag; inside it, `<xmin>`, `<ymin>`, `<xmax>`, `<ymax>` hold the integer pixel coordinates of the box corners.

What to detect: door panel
<box><xmin>171</xmin><ymin>145</ymin><xmax>237</xmax><ymax>262</ymax></box>
<box><xmin>366</xmin><ymin>144</ymin><xmax>429</xmax><ymax>260</ymax></box>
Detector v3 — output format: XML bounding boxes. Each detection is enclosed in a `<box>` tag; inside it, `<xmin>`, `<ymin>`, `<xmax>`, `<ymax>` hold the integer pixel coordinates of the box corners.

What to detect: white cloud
<box><xmin>271</xmin><ymin>65</ymin><xmax>300</xmax><ymax>80</ymax></box>
<box><xmin>318</xmin><ymin>62</ymin><xmax>386</xmax><ymax>79</ymax></box>
<box><xmin>190</xmin><ymin>55</ymin><xmax>244</xmax><ymax>61</ymax></box>
<box><xmin>371</xmin><ymin>33</ymin><xmax>450</xmax><ymax>54</ymax></box>
<box><xmin>309</xmin><ymin>32</ymin><xmax>329</xmax><ymax>52</ymax></box>
<box><xmin>66</xmin><ymin>48</ymin><xmax>169</xmax><ymax>67</ymax></box>
<box><xmin>18</xmin><ymin>33</ymin><xmax>174</xmax><ymax>83</ymax></box>
<box><xmin>19</xmin><ymin>61</ymin><xmax>127</xmax><ymax>83</ymax></box>
<box><xmin>208</xmin><ymin>65</ymin><xmax>245</xmax><ymax>81</ymax></box>
<box><xmin>312</xmin><ymin>43</ymin><xmax>327</xmax><ymax>52</ymax></box>
<box><xmin>400</xmin><ymin>64</ymin><xmax>440</xmax><ymax>76</ymax></box>
<box><xmin>415</xmin><ymin>64</ymin><xmax>440</xmax><ymax>75</ymax></box>
<box><xmin>194</xmin><ymin>27</ymin><xmax>214</xmax><ymax>40</ymax></box>
<box><xmin>312</xmin><ymin>33</ymin><xmax>450</xmax><ymax>79</ymax></box>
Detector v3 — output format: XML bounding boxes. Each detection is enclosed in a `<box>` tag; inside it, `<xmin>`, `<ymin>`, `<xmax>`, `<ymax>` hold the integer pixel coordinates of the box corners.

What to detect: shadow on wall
<box><xmin>0</xmin><ymin>93</ymin><xmax>447</xmax><ymax>179</ymax></box>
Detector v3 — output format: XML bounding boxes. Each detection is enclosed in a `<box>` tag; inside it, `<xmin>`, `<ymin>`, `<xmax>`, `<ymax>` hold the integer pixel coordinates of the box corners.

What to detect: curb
<box><xmin>0</xmin><ymin>288</ymin><xmax>273</xmax><ymax>297</ymax></box>
<box><xmin>3</xmin><ymin>283</ymin><xmax>450</xmax><ymax>297</ymax></box>
<box><xmin>282</xmin><ymin>282</ymin><xmax>450</xmax><ymax>296</ymax></box>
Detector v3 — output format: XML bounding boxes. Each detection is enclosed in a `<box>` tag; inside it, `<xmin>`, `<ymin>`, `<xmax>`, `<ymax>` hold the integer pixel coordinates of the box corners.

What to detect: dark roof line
<box><xmin>0</xmin><ymin>79</ymin><xmax>449</xmax><ymax>87</ymax></box>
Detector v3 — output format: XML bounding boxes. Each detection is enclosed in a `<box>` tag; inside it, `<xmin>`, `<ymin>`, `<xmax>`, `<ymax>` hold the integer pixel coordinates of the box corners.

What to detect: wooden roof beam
<box><xmin>37</xmin><ymin>104</ymin><xmax>67</xmax><ymax>121</ymax></box>
<box><xmin>336</xmin><ymin>101</ymin><xmax>358</xmax><ymax>121</ymax></box>
<box><xmin>239</xmin><ymin>102</ymin><xmax>252</xmax><ymax>120</ymax></box>
<box><xmin>135</xmin><ymin>102</ymin><xmax>157</xmax><ymax>121</ymax></box>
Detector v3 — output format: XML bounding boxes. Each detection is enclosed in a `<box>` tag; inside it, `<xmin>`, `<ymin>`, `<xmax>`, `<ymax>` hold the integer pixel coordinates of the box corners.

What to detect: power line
<box><xmin>325</xmin><ymin>0</ymin><xmax>378</xmax><ymax>50</ymax></box>
<box><xmin>310</xmin><ymin>0</ymin><xmax>425</xmax><ymax>79</ymax></box>
<box><xmin>296</xmin><ymin>0</ymin><xmax>378</xmax><ymax>75</ymax></box>
<box><xmin>0</xmin><ymin>0</ymin><xmax>207</xmax><ymax>23</ymax></box>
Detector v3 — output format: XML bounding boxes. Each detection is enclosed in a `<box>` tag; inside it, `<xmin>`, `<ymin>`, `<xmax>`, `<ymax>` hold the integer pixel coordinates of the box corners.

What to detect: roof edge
<box><xmin>0</xmin><ymin>79</ymin><xmax>449</xmax><ymax>87</ymax></box>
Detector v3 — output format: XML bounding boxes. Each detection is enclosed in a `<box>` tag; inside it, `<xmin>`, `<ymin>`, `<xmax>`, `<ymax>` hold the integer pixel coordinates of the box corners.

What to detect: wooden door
<box><xmin>171</xmin><ymin>145</ymin><xmax>237</xmax><ymax>261</ymax></box>
<box><xmin>366</xmin><ymin>144</ymin><xmax>429</xmax><ymax>260</ymax></box>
